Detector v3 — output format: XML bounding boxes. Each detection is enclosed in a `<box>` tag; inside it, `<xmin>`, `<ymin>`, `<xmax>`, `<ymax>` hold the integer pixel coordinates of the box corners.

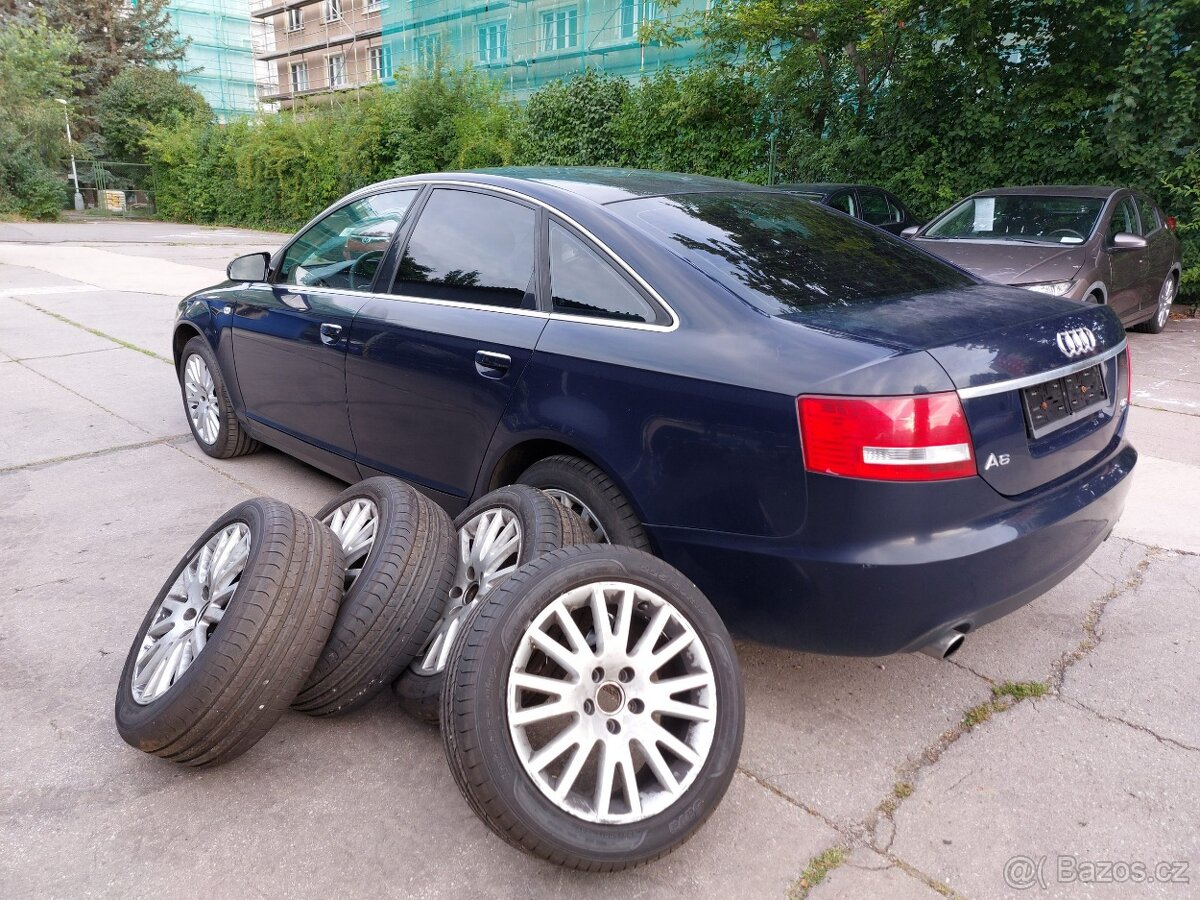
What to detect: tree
<box><xmin>0</xmin><ymin>16</ymin><xmax>81</xmax><ymax>218</ymax></box>
<box><xmin>98</xmin><ymin>67</ymin><xmax>211</xmax><ymax>161</ymax></box>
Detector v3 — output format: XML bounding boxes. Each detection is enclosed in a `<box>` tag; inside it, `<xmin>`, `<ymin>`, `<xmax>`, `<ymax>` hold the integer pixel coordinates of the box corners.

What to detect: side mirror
<box><xmin>901</xmin><ymin>225</ymin><xmax>921</xmax><ymax>238</ymax></box>
<box><xmin>227</xmin><ymin>252</ymin><xmax>271</xmax><ymax>282</ymax></box>
<box><xmin>1108</xmin><ymin>232</ymin><xmax>1147</xmax><ymax>251</ymax></box>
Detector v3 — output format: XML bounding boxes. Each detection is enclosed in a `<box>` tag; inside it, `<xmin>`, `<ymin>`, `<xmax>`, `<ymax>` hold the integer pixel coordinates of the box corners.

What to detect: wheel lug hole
<box><xmin>466</xmin><ymin>566</ymin><xmax>476</xmax><ymax>580</ymax></box>
<box><xmin>182</xmin><ymin>608</ymin><xmax>197</xmax><ymax>621</ymax></box>
<box><xmin>606</xmin><ymin>719</ymin><xmax>620</xmax><ymax>735</ymax></box>
<box><xmin>583</xmin><ymin>699</ymin><xmax>595</xmax><ymax>715</ymax></box>
<box><xmin>591</xmin><ymin>667</ymin><xmax>604</xmax><ymax>683</ymax></box>
<box><xmin>618</xmin><ymin>667</ymin><xmax>634</xmax><ymax>683</ymax></box>
<box><xmin>628</xmin><ymin>698</ymin><xmax>644</xmax><ymax>714</ymax></box>
<box><xmin>449</xmin><ymin>586</ymin><xmax>463</xmax><ymax>598</ymax></box>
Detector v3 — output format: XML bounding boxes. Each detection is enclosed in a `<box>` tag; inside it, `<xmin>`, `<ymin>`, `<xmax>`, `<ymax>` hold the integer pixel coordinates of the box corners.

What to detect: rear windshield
<box><xmin>610</xmin><ymin>191</ymin><xmax>972</xmax><ymax>313</ymax></box>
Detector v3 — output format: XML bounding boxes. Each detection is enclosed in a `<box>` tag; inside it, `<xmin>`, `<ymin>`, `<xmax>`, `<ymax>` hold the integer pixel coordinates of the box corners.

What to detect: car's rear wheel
<box><xmin>392</xmin><ymin>485</ymin><xmax>589</xmax><ymax>723</ymax></box>
<box><xmin>179</xmin><ymin>336</ymin><xmax>260</xmax><ymax>458</ymax></box>
<box><xmin>518</xmin><ymin>455</ymin><xmax>651</xmax><ymax>550</ymax></box>
<box><xmin>1135</xmin><ymin>273</ymin><xmax>1176</xmax><ymax>334</ymax></box>
<box><xmin>440</xmin><ymin>544</ymin><xmax>744</xmax><ymax>870</ymax></box>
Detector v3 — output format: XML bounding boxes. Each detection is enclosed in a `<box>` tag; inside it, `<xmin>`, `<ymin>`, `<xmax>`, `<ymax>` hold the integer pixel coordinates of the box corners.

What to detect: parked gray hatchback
<box><xmin>904</xmin><ymin>186</ymin><xmax>1182</xmax><ymax>333</ymax></box>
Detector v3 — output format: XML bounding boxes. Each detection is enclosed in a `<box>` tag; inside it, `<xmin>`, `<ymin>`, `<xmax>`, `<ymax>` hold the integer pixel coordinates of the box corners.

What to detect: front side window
<box><xmin>290</xmin><ymin>62</ymin><xmax>309</xmax><ymax>93</ymax></box>
<box><xmin>278</xmin><ymin>190</ymin><xmax>418</xmax><ymax>289</ymax></box>
<box><xmin>612</xmin><ymin>191</ymin><xmax>973</xmax><ymax>314</ymax></box>
<box><xmin>1136</xmin><ymin>197</ymin><xmax>1159</xmax><ymax>235</ymax></box>
<box><xmin>477</xmin><ymin>22</ymin><xmax>508</xmax><ymax>63</ymax></box>
<box><xmin>1107</xmin><ymin>198</ymin><xmax>1138</xmax><ymax>241</ymax></box>
<box><xmin>926</xmin><ymin>195</ymin><xmax>1105</xmax><ymax>244</ymax></box>
<box><xmin>327</xmin><ymin>54</ymin><xmax>347</xmax><ymax>88</ymax></box>
<box><xmin>860</xmin><ymin>190</ymin><xmax>901</xmax><ymax>226</ymax></box>
<box><xmin>549</xmin><ymin>221</ymin><xmax>658</xmax><ymax>324</ymax></box>
<box><xmin>392</xmin><ymin>189</ymin><xmax>536</xmax><ymax>309</ymax></box>
<box><xmin>541</xmin><ymin>8</ymin><xmax>578</xmax><ymax>51</ymax></box>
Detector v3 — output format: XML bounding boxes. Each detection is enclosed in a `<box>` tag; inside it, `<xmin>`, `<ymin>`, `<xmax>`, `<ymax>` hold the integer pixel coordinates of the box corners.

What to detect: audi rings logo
<box><xmin>1056</xmin><ymin>326</ymin><xmax>1098</xmax><ymax>358</ymax></box>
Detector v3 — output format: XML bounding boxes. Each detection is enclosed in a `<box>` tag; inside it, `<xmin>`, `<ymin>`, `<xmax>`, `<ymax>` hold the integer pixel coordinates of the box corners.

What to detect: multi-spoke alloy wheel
<box><xmin>115</xmin><ymin>498</ymin><xmax>344</xmax><ymax>767</ymax></box>
<box><xmin>441</xmin><ymin>544</ymin><xmax>744</xmax><ymax>871</ymax></box>
<box><xmin>183</xmin><ymin>353</ymin><xmax>220</xmax><ymax>446</ymax></box>
<box><xmin>393</xmin><ymin>485</ymin><xmax>590</xmax><ymax>723</ymax></box>
<box><xmin>1157</xmin><ymin>276</ymin><xmax>1175</xmax><ymax>328</ymax></box>
<box><xmin>294</xmin><ymin>478</ymin><xmax>456</xmax><ymax>717</ymax></box>
<box><xmin>132</xmin><ymin>523</ymin><xmax>249</xmax><ymax>704</ymax></box>
<box><xmin>544</xmin><ymin>489</ymin><xmax>609</xmax><ymax>543</ymax></box>
<box><xmin>519</xmin><ymin>455</ymin><xmax>652</xmax><ymax>550</ymax></box>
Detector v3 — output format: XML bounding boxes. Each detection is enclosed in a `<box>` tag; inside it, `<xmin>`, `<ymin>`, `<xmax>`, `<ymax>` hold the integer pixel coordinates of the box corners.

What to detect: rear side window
<box><xmin>860</xmin><ymin>190</ymin><xmax>901</xmax><ymax>226</ymax></box>
<box><xmin>1107</xmin><ymin>198</ymin><xmax>1138</xmax><ymax>241</ymax></box>
<box><xmin>549</xmin><ymin>221</ymin><xmax>658</xmax><ymax>324</ymax></box>
<box><xmin>613</xmin><ymin>191</ymin><xmax>972</xmax><ymax>313</ymax></box>
<box><xmin>1136</xmin><ymin>197</ymin><xmax>1160</xmax><ymax>234</ymax></box>
<box><xmin>391</xmin><ymin>189</ymin><xmax>536</xmax><ymax>309</ymax></box>
<box><xmin>827</xmin><ymin>191</ymin><xmax>857</xmax><ymax>217</ymax></box>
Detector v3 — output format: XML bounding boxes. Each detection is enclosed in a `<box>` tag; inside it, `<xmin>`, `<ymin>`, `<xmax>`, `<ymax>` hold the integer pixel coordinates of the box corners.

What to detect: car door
<box><xmin>859</xmin><ymin>188</ymin><xmax>906</xmax><ymax>234</ymax></box>
<box><xmin>229</xmin><ymin>190</ymin><xmax>421</xmax><ymax>464</ymax></box>
<box><xmin>344</xmin><ymin>186</ymin><xmax>547</xmax><ymax>507</ymax></box>
<box><xmin>1135</xmin><ymin>194</ymin><xmax>1171</xmax><ymax>310</ymax></box>
<box><xmin>1101</xmin><ymin>195</ymin><xmax>1145</xmax><ymax>323</ymax></box>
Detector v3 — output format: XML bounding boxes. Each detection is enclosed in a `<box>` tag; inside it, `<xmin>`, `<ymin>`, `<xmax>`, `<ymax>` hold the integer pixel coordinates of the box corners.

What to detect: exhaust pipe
<box><xmin>919</xmin><ymin>629</ymin><xmax>966</xmax><ymax>660</ymax></box>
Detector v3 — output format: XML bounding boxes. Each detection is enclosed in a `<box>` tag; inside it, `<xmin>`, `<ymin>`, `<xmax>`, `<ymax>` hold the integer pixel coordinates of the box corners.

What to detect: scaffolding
<box><xmin>165</xmin><ymin>0</ymin><xmax>264</xmax><ymax>120</ymax></box>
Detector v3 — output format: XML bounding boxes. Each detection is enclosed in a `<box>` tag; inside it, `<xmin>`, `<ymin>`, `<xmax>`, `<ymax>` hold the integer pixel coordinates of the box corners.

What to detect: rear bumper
<box><xmin>648</xmin><ymin>439</ymin><xmax>1137</xmax><ymax>656</ymax></box>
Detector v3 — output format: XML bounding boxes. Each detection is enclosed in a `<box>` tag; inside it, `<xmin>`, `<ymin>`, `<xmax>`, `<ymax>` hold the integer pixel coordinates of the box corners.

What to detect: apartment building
<box><xmin>251</xmin><ymin>0</ymin><xmax>394</xmax><ymax>106</ymax></box>
<box><xmin>164</xmin><ymin>0</ymin><xmax>263</xmax><ymax>120</ymax></box>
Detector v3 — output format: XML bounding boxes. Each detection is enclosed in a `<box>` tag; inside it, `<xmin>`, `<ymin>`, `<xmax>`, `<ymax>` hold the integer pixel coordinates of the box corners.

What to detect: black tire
<box><xmin>392</xmin><ymin>484</ymin><xmax>590</xmax><ymax>723</ymax></box>
<box><xmin>440</xmin><ymin>544</ymin><xmax>744</xmax><ymax>871</ymax></box>
<box><xmin>1134</xmin><ymin>273</ymin><xmax>1176</xmax><ymax>334</ymax></box>
<box><xmin>293</xmin><ymin>477</ymin><xmax>456</xmax><ymax>717</ymax></box>
<box><xmin>179</xmin><ymin>336</ymin><xmax>260</xmax><ymax>459</ymax></box>
<box><xmin>115</xmin><ymin>498</ymin><xmax>344</xmax><ymax>767</ymax></box>
<box><xmin>518</xmin><ymin>455</ymin><xmax>651</xmax><ymax>550</ymax></box>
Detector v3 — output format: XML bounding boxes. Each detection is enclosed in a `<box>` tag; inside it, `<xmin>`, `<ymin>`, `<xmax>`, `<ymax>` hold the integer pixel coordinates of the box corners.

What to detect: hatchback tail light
<box><xmin>797</xmin><ymin>392</ymin><xmax>976</xmax><ymax>481</ymax></box>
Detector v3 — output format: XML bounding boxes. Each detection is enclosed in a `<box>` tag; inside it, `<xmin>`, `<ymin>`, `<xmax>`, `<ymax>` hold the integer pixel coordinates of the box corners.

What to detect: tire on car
<box><xmin>115</xmin><ymin>498</ymin><xmax>344</xmax><ymax>767</ymax></box>
<box><xmin>440</xmin><ymin>543</ymin><xmax>744</xmax><ymax>871</ymax></box>
<box><xmin>292</xmin><ymin>477</ymin><xmax>456</xmax><ymax>717</ymax></box>
<box><xmin>179</xmin><ymin>335</ymin><xmax>260</xmax><ymax>458</ymax></box>
<box><xmin>393</xmin><ymin>484</ymin><xmax>590</xmax><ymax>723</ymax></box>
<box><xmin>518</xmin><ymin>454</ymin><xmax>651</xmax><ymax>550</ymax></box>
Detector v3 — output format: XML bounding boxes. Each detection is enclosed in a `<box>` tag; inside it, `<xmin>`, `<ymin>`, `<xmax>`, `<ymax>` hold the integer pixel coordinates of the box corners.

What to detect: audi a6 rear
<box><xmin>174</xmin><ymin>168</ymin><xmax>1136</xmax><ymax>657</ymax></box>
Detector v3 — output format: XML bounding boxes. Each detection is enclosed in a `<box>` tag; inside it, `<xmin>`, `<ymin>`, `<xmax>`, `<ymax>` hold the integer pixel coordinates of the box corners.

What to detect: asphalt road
<box><xmin>1</xmin><ymin>218</ymin><xmax>1197</xmax><ymax>899</ymax></box>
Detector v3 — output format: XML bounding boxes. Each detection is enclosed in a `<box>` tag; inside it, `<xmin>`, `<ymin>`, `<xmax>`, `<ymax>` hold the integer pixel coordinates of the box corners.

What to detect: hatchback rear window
<box><xmin>611</xmin><ymin>192</ymin><xmax>972</xmax><ymax>313</ymax></box>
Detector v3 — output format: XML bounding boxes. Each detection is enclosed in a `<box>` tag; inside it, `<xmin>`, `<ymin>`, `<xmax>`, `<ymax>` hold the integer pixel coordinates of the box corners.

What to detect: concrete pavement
<box><xmin>0</xmin><ymin>220</ymin><xmax>1196</xmax><ymax>899</ymax></box>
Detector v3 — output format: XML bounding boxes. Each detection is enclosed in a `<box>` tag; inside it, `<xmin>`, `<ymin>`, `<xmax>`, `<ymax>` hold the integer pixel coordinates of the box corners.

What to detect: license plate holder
<box><xmin>1022</xmin><ymin>364</ymin><xmax>1107</xmax><ymax>438</ymax></box>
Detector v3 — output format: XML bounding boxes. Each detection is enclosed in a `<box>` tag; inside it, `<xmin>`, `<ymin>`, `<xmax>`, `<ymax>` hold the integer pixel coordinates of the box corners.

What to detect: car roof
<box><xmin>775</xmin><ymin>183</ymin><xmax>858</xmax><ymax>194</ymax></box>
<box><xmin>967</xmin><ymin>185</ymin><xmax>1123</xmax><ymax>199</ymax></box>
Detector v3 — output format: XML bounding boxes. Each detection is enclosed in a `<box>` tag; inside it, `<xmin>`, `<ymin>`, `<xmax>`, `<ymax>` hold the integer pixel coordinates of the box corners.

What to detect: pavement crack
<box><xmin>13</xmin><ymin>357</ymin><xmax>155</xmax><ymax>435</ymax></box>
<box><xmin>735</xmin><ymin>765</ymin><xmax>853</xmax><ymax>839</ymax></box>
<box><xmin>0</xmin><ymin>435</ymin><xmax>189</xmax><ymax>475</ymax></box>
<box><xmin>1061</xmin><ymin>697</ymin><xmax>1200</xmax><ymax>753</ymax></box>
<box><xmin>11</xmin><ymin>297</ymin><xmax>169</xmax><ymax>363</ymax></box>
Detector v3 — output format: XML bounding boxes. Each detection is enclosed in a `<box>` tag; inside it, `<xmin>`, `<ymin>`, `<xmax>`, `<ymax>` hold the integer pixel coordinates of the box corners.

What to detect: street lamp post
<box><xmin>55</xmin><ymin>98</ymin><xmax>84</xmax><ymax>211</ymax></box>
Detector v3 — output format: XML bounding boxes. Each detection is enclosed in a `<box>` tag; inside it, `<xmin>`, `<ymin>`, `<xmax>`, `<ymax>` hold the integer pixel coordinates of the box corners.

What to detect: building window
<box><xmin>619</xmin><ymin>0</ymin><xmax>656</xmax><ymax>39</ymax></box>
<box><xmin>541</xmin><ymin>7</ymin><xmax>578</xmax><ymax>52</ymax></box>
<box><xmin>369</xmin><ymin>45</ymin><xmax>392</xmax><ymax>80</ymax></box>
<box><xmin>413</xmin><ymin>33</ymin><xmax>440</xmax><ymax>68</ymax></box>
<box><xmin>365</xmin><ymin>0</ymin><xmax>387</xmax><ymax>11</ymax></box>
<box><xmin>290</xmin><ymin>61</ymin><xmax>309</xmax><ymax>93</ymax></box>
<box><xmin>286</xmin><ymin>7</ymin><xmax>303</xmax><ymax>32</ymax></box>
<box><xmin>323</xmin><ymin>0</ymin><xmax>342</xmax><ymax>23</ymax></box>
<box><xmin>327</xmin><ymin>53</ymin><xmax>347</xmax><ymax>88</ymax></box>
<box><xmin>477</xmin><ymin>22</ymin><xmax>507</xmax><ymax>63</ymax></box>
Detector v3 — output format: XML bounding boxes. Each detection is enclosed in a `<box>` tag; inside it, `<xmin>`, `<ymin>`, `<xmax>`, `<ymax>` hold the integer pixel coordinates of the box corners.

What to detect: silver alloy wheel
<box><xmin>183</xmin><ymin>353</ymin><xmax>220</xmax><ymax>445</ymax></box>
<box><xmin>322</xmin><ymin>497</ymin><xmax>378</xmax><ymax>589</ymax></box>
<box><xmin>412</xmin><ymin>506</ymin><xmax>522</xmax><ymax>676</ymax></box>
<box><xmin>506</xmin><ymin>580</ymin><xmax>717</xmax><ymax>824</ymax></box>
<box><xmin>544</xmin><ymin>488</ymin><xmax>609</xmax><ymax>543</ymax></box>
<box><xmin>132</xmin><ymin>523</ymin><xmax>251</xmax><ymax>705</ymax></box>
<box><xmin>1157</xmin><ymin>276</ymin><xmax>1176</xmax><ymax>328</ymax></box>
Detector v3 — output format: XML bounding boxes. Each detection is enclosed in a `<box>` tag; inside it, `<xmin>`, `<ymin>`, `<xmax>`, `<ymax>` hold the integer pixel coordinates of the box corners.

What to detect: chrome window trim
<box><xmin>324</xmin><ymin>178</ymin><xmax>680</xmax><ymax>332</ymax></box>
<box><xmin>955</xmin><ymin>340</ymin><xmax>1127</xmax><ymax>400</ymax></box>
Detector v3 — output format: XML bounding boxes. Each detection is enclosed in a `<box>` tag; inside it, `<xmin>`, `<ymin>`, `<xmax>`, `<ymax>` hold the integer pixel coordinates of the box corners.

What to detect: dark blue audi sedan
<box><xmin>173</xmin><ymin>168</ymin><xmax>1136</xmax><ymax>658</ymax></box>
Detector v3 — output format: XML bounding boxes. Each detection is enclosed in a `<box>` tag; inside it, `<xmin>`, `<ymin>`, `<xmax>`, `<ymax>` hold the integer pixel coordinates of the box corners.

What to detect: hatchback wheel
<box><xmin>114</xmin><ymin>498</ymin><xmax>344</xmax><ymax>766</ymax></box>
<box><xmin>441</xmin><ymin>544</ymin><xmax>744</xmax><ymax>870</ymax></box>
<box><xmin>179</xmin><ymin>336</ymin><xmax>260</xmax><ymax>458</ymax></box>
<box><xmin>519</xmin><ymin>455</ymin><xmax>651</xmax><ymax>550</ymax></box>
<box><xmin>293</xmin><ymin>478</ymin><xmax>457</xmax><ymax>717</ymax></box>
<box><xmin>392</xmin><ymin>485</ymin><xmax>589</xmax><ymax>723</ymax></box>
<box><xmin>1135</xmin><ymin>273</ymin><xmax>1176</xmax><ymax>334</ymax></box>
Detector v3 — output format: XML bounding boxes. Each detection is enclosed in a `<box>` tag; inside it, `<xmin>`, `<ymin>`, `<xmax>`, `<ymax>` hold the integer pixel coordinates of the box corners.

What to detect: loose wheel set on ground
<box><xmin>115</xmin><ymin>474</ymin><xmax>744</xmax><ymax>870</ymax></box>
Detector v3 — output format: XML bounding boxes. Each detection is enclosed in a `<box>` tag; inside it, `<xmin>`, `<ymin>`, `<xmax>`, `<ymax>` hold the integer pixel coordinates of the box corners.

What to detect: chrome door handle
<box><xmin>475</xmin><ymin>350</ymin><xmax>511</xmax><ymax>378</ymax></box>
<box><xmin>319</xmin><ymin>323</ymin><xmax>344</xmax><ymax>346</ymax></box>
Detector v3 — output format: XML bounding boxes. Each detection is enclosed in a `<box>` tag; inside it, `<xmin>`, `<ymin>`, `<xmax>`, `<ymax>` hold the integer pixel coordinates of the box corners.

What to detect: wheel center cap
<box><xmin>596</xmin><ymin>681</ymin><xmax>625</xmax><ymax>715</ymax></box>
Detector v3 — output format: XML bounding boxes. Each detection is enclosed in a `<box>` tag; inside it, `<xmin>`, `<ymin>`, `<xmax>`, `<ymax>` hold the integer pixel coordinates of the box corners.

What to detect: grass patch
<box><xmin>788</xmin><ymin>847</ymin><xmax>847</xmax><ymax>900</ymax></box>
<box><xmin>894</xmin><ymin>781</ymin><xmax>914</xmax><ymax>799</ymax></box>
<box><xmin>993</xmin><ymin>680</ymin><xmax>1049</xmax><ymax>701</ymax></box>
<box><xmin>962</xmin><ymin>700</ymin><xmax>1001</xmax><ymax>728</ymax></box>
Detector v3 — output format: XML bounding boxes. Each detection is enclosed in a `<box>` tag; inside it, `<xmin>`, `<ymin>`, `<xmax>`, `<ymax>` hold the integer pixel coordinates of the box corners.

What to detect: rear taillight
<box><xmin>1166</xmin><ymin>215</ymin><xmax>1177</xmax><ymax>232</ymax></box>
<box><xmin>798</xmin><ymin>392</ymin><xmax>976</xmax><ymax>481</ymax></box>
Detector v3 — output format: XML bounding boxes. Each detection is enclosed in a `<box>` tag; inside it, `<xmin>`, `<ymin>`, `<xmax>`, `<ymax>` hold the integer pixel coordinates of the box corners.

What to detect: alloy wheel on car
<box><xmin>183</xmin><ymin>353</ymin><xmax>220</xmax><ymax>446</ymax></box>
<box><xmin>1157</xmin><ymin>275</ymin><xmax>1176</xmax><ymax>328</ymax></box>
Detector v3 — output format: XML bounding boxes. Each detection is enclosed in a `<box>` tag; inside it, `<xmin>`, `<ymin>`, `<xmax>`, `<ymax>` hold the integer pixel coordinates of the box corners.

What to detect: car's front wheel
<box><xmin>179</xmin><ymin>336</ymin><xmax>260</xmax><ymax>458</ymax></box>
<box><xmin>1135</xmin><ymin>273</ymin><xmax>1176</xmax><ymax>334</ymax></box>
<box><xmin>518</xmin><ymin>455</ymin><xmax>651</xmax><ymax>550</ymax></box>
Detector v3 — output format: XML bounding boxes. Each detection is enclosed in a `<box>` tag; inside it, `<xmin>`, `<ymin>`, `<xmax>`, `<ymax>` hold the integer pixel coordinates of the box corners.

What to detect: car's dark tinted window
<box><xmin>860</xmin><ymin>190</ymin><xmax>901</xmax><ymax>226</ymax></box>
<box><xmin>613</xmin><ymin>191</ymin><xmax>973</xmax><ymax>312</ymax></box>
<box><xmin>1136</xmin><ymin>197</ymin><xmax>1160</xmax><ymax>234</ymax></box>
<box><xmin>1108</xmin><ymin>198</ymin><xmax>1138</xmax><ymax>241</ymax></box>
<box><xmin>391</xmin><ymin>189</ymin><xmax>536</xmax><ymax>308</ymax></box>
<box><xmin>549</xmin><ymin>221</ymin><xmax>658</xmax><ymax>324</ymax></box>
<box><xmin>278</xmin><ymin>190</ymin><xmax>418</xmax><ymax>289</ymax></box>
<box><xmin>827</xmin><ymin>191</ymin><xmax>857</xmax><ymax>217</ymax></box>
